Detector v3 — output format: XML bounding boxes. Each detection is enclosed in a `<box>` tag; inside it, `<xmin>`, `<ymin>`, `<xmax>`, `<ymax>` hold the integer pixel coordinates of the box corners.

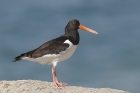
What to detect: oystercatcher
<box><xmin>12</xmin><ymin>19</ymin><xmax>98</xmax><ymax>87</ymax></box>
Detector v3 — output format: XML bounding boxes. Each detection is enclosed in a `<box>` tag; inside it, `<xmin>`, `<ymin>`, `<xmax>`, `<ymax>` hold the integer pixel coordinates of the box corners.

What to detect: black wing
<box><xmin>12</xmin><ymin>35</ymin><xmax>69</xmax><ymax>62</ymax></box>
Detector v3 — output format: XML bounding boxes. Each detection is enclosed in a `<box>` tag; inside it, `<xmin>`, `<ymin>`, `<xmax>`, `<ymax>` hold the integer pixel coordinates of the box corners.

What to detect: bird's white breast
<box><xmin>22</xmin><ymin>39</ymin><xmax>77</xmax><ymax>66</ymax></box>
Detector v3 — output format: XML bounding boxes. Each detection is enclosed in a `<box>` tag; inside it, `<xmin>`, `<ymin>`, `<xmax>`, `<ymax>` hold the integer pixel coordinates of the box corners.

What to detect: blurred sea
<box><xmin>0</xmin><ymin>0</ymin><xmax>140</xmax><ymax>93</ymax></box>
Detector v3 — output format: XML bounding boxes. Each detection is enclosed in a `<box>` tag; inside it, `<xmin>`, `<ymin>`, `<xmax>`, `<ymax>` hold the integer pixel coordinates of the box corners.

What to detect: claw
<box><xmin>54</xmin><ymin>82</ymin><xmax>68</xmax><ymax>87</ymax></box>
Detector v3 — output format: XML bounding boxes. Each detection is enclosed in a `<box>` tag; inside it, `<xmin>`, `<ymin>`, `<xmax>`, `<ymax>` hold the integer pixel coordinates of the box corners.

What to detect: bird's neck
<box><xmin>65</xmin><ymin>28</ymin><xmax>80</xmax><ymax>45</ymax></box>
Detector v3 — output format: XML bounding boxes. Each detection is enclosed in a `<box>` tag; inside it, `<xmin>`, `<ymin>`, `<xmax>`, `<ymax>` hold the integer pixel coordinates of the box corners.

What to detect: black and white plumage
<box><xmin>12</xmin><ymin>19</ymin><xmax>98</xmax><ymax>87</ymax></box>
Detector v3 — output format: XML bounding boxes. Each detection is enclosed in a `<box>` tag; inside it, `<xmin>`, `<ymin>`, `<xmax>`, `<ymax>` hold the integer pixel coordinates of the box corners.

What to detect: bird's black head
<box><xmin>65</xmin><ymin>19</ymin><xmax>80</xmax><ymax>31</ymax></box>
<box><xmin>64</xmin><ymin>19</ymin><xmax>98</xmax><ymax>45</ymax></box>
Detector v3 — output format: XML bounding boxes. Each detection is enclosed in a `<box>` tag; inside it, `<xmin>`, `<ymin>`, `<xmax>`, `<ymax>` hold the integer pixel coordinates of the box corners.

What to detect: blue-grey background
<box><xmin>0</xmin><ymin>0</ymin><xmax>140</xmax><ymax>93</ymax></box>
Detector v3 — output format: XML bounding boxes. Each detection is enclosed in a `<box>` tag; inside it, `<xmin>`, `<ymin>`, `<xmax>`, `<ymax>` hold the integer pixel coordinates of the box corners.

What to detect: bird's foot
<box><xmin>54</xmin><ymin>81</ymin><xmax>68</xmax><ymax>87</ymax></box>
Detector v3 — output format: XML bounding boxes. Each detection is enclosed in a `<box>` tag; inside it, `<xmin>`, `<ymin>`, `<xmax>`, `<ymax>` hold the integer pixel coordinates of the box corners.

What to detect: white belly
<box><xmin>22</xmin><ymin>40</ymin><xmax>77</xmax><ymax>66</ymax></box>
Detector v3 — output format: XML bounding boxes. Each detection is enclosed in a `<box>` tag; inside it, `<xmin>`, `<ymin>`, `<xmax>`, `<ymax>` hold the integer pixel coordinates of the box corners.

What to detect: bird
<box><xmin>12</xmin><ymin>19</ymin><xmax>98</xmax><ymax>87</ymax></box>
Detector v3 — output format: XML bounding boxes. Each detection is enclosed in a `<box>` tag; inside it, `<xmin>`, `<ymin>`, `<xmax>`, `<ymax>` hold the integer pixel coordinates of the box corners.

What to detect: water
<box><xmin>0</xmin><ymin>0</ymin><xmax>140</xmax><ymax>93</ymax></box>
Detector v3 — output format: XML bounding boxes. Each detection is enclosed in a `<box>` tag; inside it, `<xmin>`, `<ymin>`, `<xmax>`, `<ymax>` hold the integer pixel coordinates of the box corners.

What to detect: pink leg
<box><xmin>52</xmin><ymin>66</ymin><xmax>68</xmax><ymax>87</ymax></box>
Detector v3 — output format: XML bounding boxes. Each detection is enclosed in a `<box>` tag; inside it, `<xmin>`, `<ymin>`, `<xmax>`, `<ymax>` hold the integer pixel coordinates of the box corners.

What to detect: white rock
<box><xmin>0</xmin><ymin>80</ymin><xmax>129</xmax><ymax>93</ymax></box>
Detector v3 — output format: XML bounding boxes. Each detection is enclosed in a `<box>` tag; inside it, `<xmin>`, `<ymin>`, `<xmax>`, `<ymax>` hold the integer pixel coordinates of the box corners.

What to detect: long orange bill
<box><xmin>79</xmin><ymin>24</ymin><xmax>98</xmax><ymax>34</ymax></box>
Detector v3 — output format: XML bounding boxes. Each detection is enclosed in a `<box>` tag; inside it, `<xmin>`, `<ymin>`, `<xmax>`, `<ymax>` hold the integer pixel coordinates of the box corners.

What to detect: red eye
<box><xmin>72</xmin><ymin>22</ymin><xmax>76</xmax><ymax>25</ymax></box>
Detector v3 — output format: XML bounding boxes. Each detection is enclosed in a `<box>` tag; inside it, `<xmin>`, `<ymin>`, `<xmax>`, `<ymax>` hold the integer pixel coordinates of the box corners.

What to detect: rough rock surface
<box><xmin>0</xmin><ymin>80</ymin><xmax>129</xmax><ymax>93</ymax></box>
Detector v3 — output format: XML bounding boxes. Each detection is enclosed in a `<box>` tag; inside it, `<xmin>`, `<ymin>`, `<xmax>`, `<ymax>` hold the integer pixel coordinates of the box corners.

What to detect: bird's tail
<box><xmin>12</xmin><ymin>53</ymin><xmax>26</xmax><ymax>62</ymax></box>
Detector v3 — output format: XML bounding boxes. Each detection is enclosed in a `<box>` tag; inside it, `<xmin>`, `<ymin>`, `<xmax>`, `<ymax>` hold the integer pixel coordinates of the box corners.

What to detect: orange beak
<box><xmin>79</xmin><ymin>24</ymin><xmax>98</xmax><ymax>34</ymax></box>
